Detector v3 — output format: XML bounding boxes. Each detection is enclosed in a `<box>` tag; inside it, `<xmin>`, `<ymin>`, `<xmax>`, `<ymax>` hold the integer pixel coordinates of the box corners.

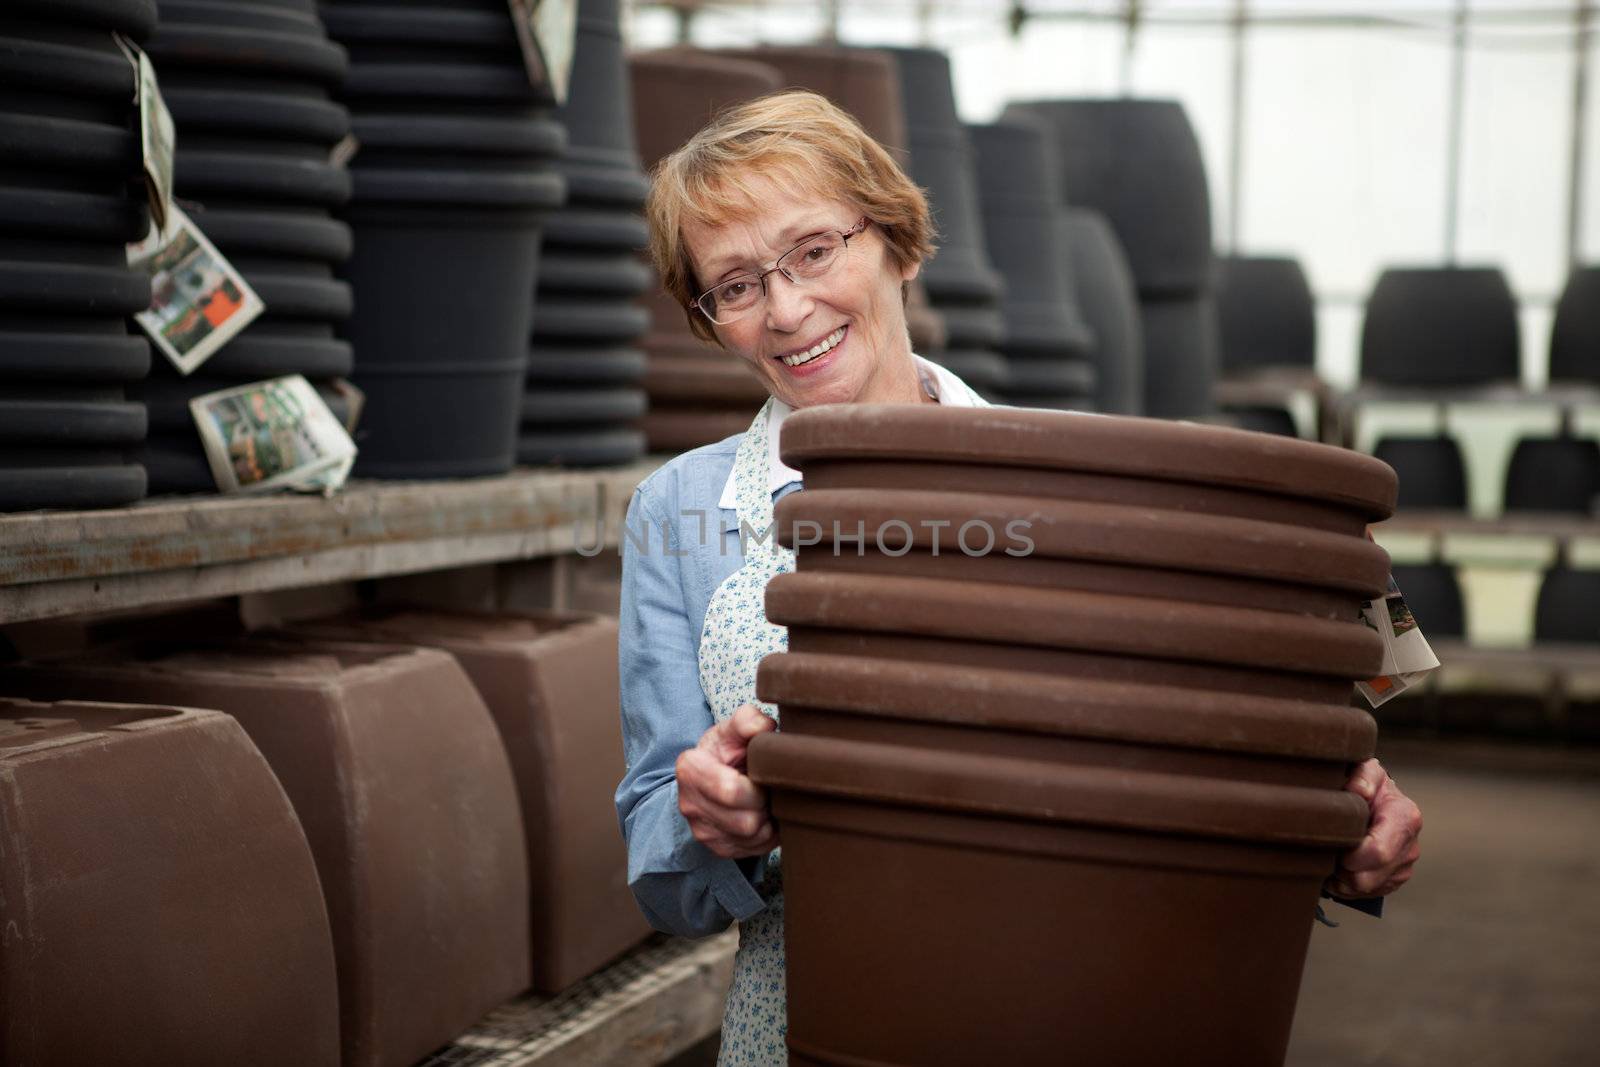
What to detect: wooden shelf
<box><xmin>420</xmin><ymin>932</ymin><xmax>736</xmax><ymax>1067</ymax></box>
<box><xmin>0</xmin><ymin>462</ymin><xmax>659</xmax><ymax>625</ymax></box>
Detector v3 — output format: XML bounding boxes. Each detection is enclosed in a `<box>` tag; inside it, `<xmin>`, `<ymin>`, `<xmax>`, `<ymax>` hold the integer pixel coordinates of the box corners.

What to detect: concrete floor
<box><xmin>1286</xmin><ymin>738</ymin><xmax>1600</xmax><ymax>1067</ymax></box>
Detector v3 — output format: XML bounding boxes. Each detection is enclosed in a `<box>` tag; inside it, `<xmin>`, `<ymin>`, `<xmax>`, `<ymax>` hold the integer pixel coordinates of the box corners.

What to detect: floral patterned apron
<box><xmin>697</xmin><ymin>396</ymin><xmax>793</xmax><ymax>1066</ymax></box>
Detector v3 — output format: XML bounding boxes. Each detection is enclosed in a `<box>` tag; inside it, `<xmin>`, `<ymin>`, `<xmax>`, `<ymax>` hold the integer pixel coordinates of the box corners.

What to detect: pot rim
<box><xmin>748</xmin><ymin>732</ymin><xmax>1370</xmax><ymax>848</ymax></box>
<box><xmin>779</xmin><ymin>405</ymin><xmax>1397</xmax><ymax>519</ymax></box>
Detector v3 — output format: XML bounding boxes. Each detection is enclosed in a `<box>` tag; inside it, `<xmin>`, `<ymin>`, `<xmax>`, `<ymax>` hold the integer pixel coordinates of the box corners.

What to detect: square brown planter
<box><xmin>0</xmin><ymin>641</ymin><xmax>530</xmax><ymax>1067</ymax></box>
<box><xmin>0</xmin><ymin>698</ymin><xmax>340</xmax><ymax>1067</ymax></box>
<box><xmin>285</xmin><ymin>608</ymin><xmax>652</xmax><ymax>991</ymax></box>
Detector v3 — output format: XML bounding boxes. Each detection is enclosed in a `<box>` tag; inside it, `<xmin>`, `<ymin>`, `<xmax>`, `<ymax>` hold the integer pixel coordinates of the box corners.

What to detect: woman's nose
<box><xmin>763</xmin><ymin>271</ymin><xmax>814</xmax><ymax>331</ymax></box>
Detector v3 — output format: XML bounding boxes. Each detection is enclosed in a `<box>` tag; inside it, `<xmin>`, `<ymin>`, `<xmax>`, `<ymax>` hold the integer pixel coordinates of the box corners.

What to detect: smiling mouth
<box><xmin>777</xmin><ymin>325</ymin><xmax>846</xmax><ymax>367</ymax></box>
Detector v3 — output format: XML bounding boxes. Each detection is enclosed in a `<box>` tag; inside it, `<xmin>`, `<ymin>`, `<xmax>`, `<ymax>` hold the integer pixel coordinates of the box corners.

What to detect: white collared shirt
<box><xmin>716</xmin><ymin>355</ymin><xmax>985</xmax><ymax>510</ymax></box>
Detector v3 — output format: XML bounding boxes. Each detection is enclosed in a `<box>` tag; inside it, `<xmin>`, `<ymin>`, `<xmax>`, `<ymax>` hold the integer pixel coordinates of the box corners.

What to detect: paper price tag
<box><xmin>189</xmin><ymin>375</ymin><xmax>358</xmax><ymax>496</ymax></box>
<box><xmin>329</xmin><ymin>133</ymin><xmax>360</xmax><ymax>168</ymax></box>
<box><xmin>127</xmin><ymin>204</ymin><xmax>266</xmax><ymax>376</ymax></box>
<box><xmin>114</xmin><ymin>35</ymin><xmax>177</xmax><ymax>234</ymax></box>
<box><xmin>508</xmin><ymin>0</ymin><xmax>577</xmax><ymax>104</ymax></box>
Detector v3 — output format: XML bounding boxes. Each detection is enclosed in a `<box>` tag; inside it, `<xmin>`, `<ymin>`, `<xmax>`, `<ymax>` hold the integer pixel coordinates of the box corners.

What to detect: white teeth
<box><xmin>780</xmin><ymin>326</ymin><xmax>846</xmax><ymax>367</ymax></box>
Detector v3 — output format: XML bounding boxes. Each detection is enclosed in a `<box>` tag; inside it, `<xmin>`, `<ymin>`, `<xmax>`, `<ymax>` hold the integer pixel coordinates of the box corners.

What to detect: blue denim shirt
<box><xmin>614</xmin><ymin>432</ymin><xmax>797</xmax><ymax>938</ymax></box>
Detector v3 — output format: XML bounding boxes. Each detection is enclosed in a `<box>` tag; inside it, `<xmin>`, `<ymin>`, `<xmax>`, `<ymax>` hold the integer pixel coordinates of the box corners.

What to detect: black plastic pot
<box><xmin>1503</xmin><ymin>438</ymin><xmax>1600</xmax><ymax>513</ymax></box>
<box><xmin>517</xmin><ymin>427</ymin><xmax>645</xmax><ymax>468</ymax></box>
<box><xmin>351</xmin><ymin>110</ymin><xmax>565</xmax><ymax>160</ymax></box>
<box><xmin>195</xmin><ymin>209</ymin><xmax>353</xmax><ymax>263</ymax></box>
<box><xmin>8</xmin><ymin>0</ymin><xmax>158</xmax><ymax>39</ymax></box>
<box><xmin>1065</xmin><ymin>208</ymin><xmax>1141</xmax><ymax>416</ymax></box>
<box><xmin>1217</xmin><ymin>256</ymin><xmax>1316</xmax><ymax>372</ymax></box>
<box><xmin>1003</xmin><ymin>98</ymin><xmax>1215</xmax><ymax>298</ymax></box>
<box><xmin>163</xmin><ymin>88</ymin><xmax>351</xmax><ymax>145</ymax></box>
<box><xmin>1548</xmin><ymin>266</ymin><xmax>1600</xmax><ymax>383</ymax></box>
<box><xmin>0</xmin><ymin>328</ymin><xmax>151</xmax><ymax>382</ymax></box>
<box><xmin>555</xmin><ymin>0</ymin><xmax>647</xmax><ymax>208</ymax></box>
<box><xmin>540</xmin><ymin>207</ymin><xmax>649</xmax><ymax>252</ymax></box>
<box><xmin>969</xmin><ymin>120</ymin><xmax>1093</xmax><ymax>357</ymax></box>
<box><xmin>1139</xmin><ymin>294</ymin><xmax>1218</xmax><ymax>420</ymax></box>
<box><xmin>882</xmin><ymin>49</ymin><xmax>1002</xmax><ymax>304</ymax></box>
<box><xmin>1360</xmin><ymin>266</ymin><xmax>1520</xmax><ymax>387</ymax></box>
<box><xmin>1000</xmin><ymin>356</ymin><xmax>1097</xmax><ymax>398</ymax></box>
<box><xmin>520</xmin><ymin>387</ymin><xmax>646</xmax><ymax>426</ymax></box>
<box><xmin>525</xmin><ymin>344</ymin><xmax>646</xmax><ymax>385</ymax></box>
<box><xmin>531</xmin><ymin>298</ymin><xmax>651</xmax><ymax>344</ymax></box>
<box><xmin>538</xmin><ymin>248</ymin><xmax>652</xmax><ymax>297</ymax></box>
<box><xmin>132</xmin><ymin>376</ymin><xmax>351</xmax><ymax>432</ymax></box>
<box><xmin>925</xmin><ymin>349</ymin><xmax>1007</xmax><ymax>397</ymax></box>
<box><xmin>0</xmin><ymin>186</ymin><xmax>148</xmax><ymax>245</ymax></box>
<box><xmin>1372</xmin><ymin>438</ymin><xmax>1468</xmax><ymax>510</ymax></box>
<box><xmin>352</xmin><ymin>357</ymin><xmax>529</xmax><ymax>478</ymax></box>
<box><xmin>0</xmin><ymin>461</ymin><xmax>147</xmax><ymax>510</ymax></box>
<box><xmin>0</xmin><ymin>27</ymin><xmax>140</xmax><ymax>122</ymax></box>
<box><xmin>0</xmin><ymin>394</ymin><xmax>146</xmax><ymax>446</ymax></box>
<box><xmin>147</xmin><ymin>24</ymin><xmax>347</xmax><ymax>86</ymax></box>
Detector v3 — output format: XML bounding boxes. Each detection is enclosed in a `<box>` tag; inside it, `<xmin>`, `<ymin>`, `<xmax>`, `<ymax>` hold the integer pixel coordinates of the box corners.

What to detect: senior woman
<box><xmin>615</xmin><ymin>90</ymin><xmax>1423</xmax><ymax>1065</ymax></box>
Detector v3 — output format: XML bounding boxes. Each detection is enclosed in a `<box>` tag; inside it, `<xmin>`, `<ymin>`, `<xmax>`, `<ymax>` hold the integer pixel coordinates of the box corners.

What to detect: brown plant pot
<box><xmin>0</xmin><ymin>699</ymin><xmax>340</xmax><ymax>1066</ymax></box>
<box><xmin>757</xmin><ymin>651</ymin><xmax>1375</xmax><ymax>789</ymax></box>
<box><xmin>747</xmin><ymin>731</ymin><xmax>1369</xmax><ymax>1066</ymax></box>
<box><xmin>643</xmin><ymin>350</ymin><xmax>768</xmax><ymax>404</ymax></box>
<box><xmin>283</xmin><ymin>609</ymin><xmax>652</xmax><ymax>992</ymax></box>
<box><xmin>0</xmin><ymin>642</ymin><xmax>530</xmax><ymax>1067</ymax></box>
<box><xmin>640</xmin><ymin>405</ymin><xmax>760</xmax><ymax>452</ymax></box>
<box><xmin>773</xmin><ymin>487</ymin><xmax>1391</xmax><ymax>617</ymax></box>
<box><xmin>779</xmin><ymin>404</ymin><xmax>1396</xmax><ymax>537</ymax></box>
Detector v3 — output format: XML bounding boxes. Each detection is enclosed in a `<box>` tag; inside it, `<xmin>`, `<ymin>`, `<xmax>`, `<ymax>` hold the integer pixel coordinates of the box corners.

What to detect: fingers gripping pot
<box><xmin>748</xmin><ymin>404</ymin><xmax>1398</xmax><ymax>1066</ymax></box>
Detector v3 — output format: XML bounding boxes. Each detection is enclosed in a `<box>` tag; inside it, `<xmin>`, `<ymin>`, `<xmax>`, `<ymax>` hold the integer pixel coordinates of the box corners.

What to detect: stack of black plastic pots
<box><xmin>967</xmin><ymin>120</ymin><xmax>1095</xmax><ymax>411</ymax></box>
<box><xmin>522</xmin><ymin>0</ymin><xmax>648</xmax><ymax>468</ymax></box>
<box><xmin>323</xmin><ymin>0</ymin><xmax>565</xmax><ymax>478</ymax></box>
<box><xmin>880</xmin><ymin>47</ymin><xmax>1008</xmax><ymax>399</ymax></box>
<box><xmin>1004</xmin><ymin>99</ymin><xmax>1218</xmax><ymax>420</ymax></box>
<box><xmin>129</xmin><ymin>0</ymin><xmax>354</xmax><ymax>493</ymax></box>
<box><xmin>0</xmin><ymin>0</ymin><xmax>156</xmax><ymax>511</ymax></box>
<box><xmin>1214</xmin><ymin>255</ymin><xmax>1322</xmax><ymax>437</ymax></box>
<box><xmin>1063</xmin><ymin>208</ymin><xmax>1144</xmax><ymax>415</ymax></box>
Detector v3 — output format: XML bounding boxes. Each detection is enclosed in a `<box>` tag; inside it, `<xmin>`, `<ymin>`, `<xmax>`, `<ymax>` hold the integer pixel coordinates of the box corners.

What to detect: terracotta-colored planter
<box><xmin>748</xmin><ymin>730</ymin><xmax>1369</xmax><ymax>1066</ymax></box>
<box><xmin>0</xmin><ymin>698</ymin><xmax>339</xmax><ymax>1066</ymax></box>
<box><xmin>779</xmin><ymin>405</ymin><xmax>1396</xmax><ymax>536</ymax></box>
<box><xmin>640</xmin><ymin>406</ymin><xmax>760</xmax><ymax>451</ymax></box>
<box><xmin>767</xmin><ymin>570</ymin><xmax>1383</xmax><ymax>707</ymax></box>
<box><xmin>758</xmin><ymin>651</ymin><xmax>1375</xmax><ymax>789</ymax></box>
<box><xmin>774</xmin><ymin>487</ymin><xmax>1390</xmax><ymax>618</ymax></box>
<box><xmin>0</xmin><ymin>641</ymin><xmax>530</xmax><ymax>1067</ymax></box>
<box><xmin>284</xmin><ymin>608</ymin><xmax>652</xmax><ymax>992</ymax></box>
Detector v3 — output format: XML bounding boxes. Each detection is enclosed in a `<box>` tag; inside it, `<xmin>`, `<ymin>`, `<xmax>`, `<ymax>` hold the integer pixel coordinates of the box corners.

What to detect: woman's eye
<box><xmin>805</xmin><ymin>244</ymin><xmax>832</xmax><ymax>261</ymax></box>
<box><xmin>720</xmin><ymin>282</ymin><xmax>749</xmax><ymax>300</ymax></box>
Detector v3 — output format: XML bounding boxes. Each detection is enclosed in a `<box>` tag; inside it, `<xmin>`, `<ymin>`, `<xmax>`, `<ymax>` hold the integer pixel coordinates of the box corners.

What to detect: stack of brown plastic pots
<box><xmin>748</xmin><ymin>404</ymin><xmax>1398</xmax><ymax>1066</ymax></box>
<box><xmin>283</xmin><ymin>607</ymin><xmax>653</xmax><ymax>992</ymax></box>
<box><xmin>630</xmin><ymin>49</ymin><xmax>781</xmax><ymax>453</ymax></box>
<box><xmin>0</xmin><ymin>638</ymin><xmax>530</xmax><ymax>1067</ymax></box>
<box><xmin>134</xmin><ymin>0</ymin><xmax>357</xmax><ymax>493</ymax></box>
<box><xmin>0</xmin><ymin>697</ymin><xmax>340</xmax><ymax>1065</ymax></box>
<box><xmin>715</xmin><ymin>45</ymin><xmax>947</xmax><ymax>361</ymax></box>
<box><xmin>0</xmin><ymin>0</ymin><xmax>156</xmax><ymax>510</ymax></box>
<box><xmin>523</xmin><ymin>0</ymin><xmax>650</xmax><ymax>468</ymax></box>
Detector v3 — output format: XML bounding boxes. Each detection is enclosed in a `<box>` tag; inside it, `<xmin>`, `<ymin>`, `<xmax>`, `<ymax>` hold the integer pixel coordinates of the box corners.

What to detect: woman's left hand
<box><xmin>1325</xmin><ymin>757</ymin><xmax>1423</xmax><ymax>900</ymax></box>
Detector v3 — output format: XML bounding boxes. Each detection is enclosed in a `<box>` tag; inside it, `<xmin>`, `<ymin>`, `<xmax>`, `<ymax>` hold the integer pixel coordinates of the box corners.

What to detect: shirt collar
<box><xmin>716</xmin><ymin>354</ymin><xmax>979</xmax><ymax>512</ymax></box>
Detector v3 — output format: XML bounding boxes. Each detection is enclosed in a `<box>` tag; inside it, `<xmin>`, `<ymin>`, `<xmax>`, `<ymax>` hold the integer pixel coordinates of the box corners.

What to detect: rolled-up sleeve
<box><xmin>615</xmin><ymin>484</ymin><xmax>769</xmax><ymax>939</ymax></box>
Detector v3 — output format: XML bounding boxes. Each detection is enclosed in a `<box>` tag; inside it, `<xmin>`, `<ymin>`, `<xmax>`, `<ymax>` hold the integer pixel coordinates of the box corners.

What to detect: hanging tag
<box><xmin>1356</xmin><ymin>531</ymin><xmax>1442</xmax><ymax>708</ymax></box>
<box><xmin>329</xmin><ymin>133</ymin><xmax>360</xmax><ymax>169</ymax></box>
<box><xmin>508</xmin><ymin>0</ymin><xmax>577</xmax><ymax>104</ymax></box>
<box><xmin>114</xmin><ymin>34</ymin><xmax>177</xmax><ymax>234</ymax></box>
<box><xmin>127</xmin><ymin>203</ymin><xmax>266</xmax><ymax>376</ymax></box>
<box><xmin>189</xmin><ymin>375</ymin><xmax>358</xmax><ymax>496</ymax></box>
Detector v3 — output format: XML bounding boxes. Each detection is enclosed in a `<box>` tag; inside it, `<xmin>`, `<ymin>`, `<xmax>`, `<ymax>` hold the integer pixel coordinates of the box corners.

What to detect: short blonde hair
<box><xmin>646</xmin><ymin>88</ymin><xmax>937</xmax><ymax>344</ymax></box>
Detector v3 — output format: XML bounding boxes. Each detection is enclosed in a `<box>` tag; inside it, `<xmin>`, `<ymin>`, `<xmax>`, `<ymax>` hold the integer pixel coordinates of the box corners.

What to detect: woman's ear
<box><xmin>898</xmin><ymin>258</ymin><xmax>922</xmax><ymax>284</ymax></box>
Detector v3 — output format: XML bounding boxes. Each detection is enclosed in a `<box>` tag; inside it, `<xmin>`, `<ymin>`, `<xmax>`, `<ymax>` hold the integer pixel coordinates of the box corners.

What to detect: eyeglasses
<box><xmin>691</xmin><ymin>217</ymin><xmax>871</xmax><ymax>325</ymax></box>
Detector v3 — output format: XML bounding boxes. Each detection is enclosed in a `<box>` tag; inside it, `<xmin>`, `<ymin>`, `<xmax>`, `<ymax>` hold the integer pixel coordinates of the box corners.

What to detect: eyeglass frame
<box><xmin>689</xmin><ymin>216</ymin><xmax>872</xmax><ymax>326</ymax></box>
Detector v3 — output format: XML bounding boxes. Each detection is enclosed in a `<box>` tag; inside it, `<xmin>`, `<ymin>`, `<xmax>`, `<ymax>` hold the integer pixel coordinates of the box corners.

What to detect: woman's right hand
<box><xmin>676</xmin><ymin>703</ymin><xmax>779</xmax><ymax>859</ymax></box>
